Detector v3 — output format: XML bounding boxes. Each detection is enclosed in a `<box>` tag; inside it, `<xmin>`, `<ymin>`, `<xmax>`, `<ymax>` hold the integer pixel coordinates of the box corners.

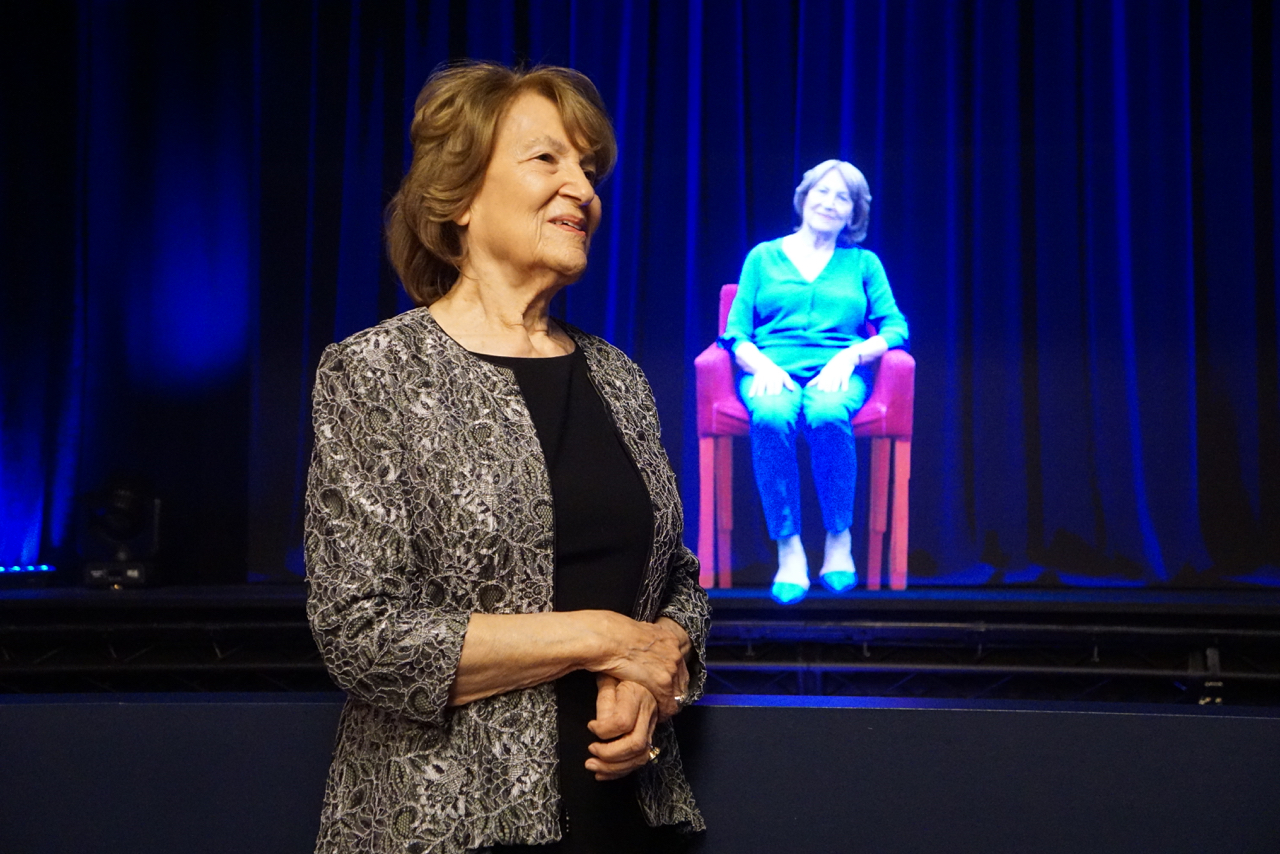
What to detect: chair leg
<box><xmin>889</xmin><ymin>439</ymin><xmax>911</xmax><ymax>591</ymax></box>
<box><xmin>714</xmin><ymin>436</ymin><xmax>734</xmax><ymax>588</ymax></box>
<box><xmin>698</xmin><ymin>437</ymin><xmax>715</xmax><ymax>588</ymax></box>
<box><xmin>867</xmin><ymin>437</ymin><xmax>890</xmax><ymax>590</ymax></box>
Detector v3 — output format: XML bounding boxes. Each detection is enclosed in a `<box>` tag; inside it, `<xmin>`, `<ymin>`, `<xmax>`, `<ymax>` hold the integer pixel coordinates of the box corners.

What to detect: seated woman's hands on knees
<box><xmin>807</xmin><ymin>350</ymin><xmax>858</xmax><ymax>393</ymax></box>
<box><xmin>734</xmin><ymin>342</ymin><xmax>797</xmax><ymax>399</ymax></box>
<box><xmin>748</xmin><ymin>363</ymin><xmax>798</xmax><ymax>398</ymax></box>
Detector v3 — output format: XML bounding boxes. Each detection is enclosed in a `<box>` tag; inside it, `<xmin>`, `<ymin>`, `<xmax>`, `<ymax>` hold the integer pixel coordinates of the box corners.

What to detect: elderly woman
<box><xmin>720</xmin><ymin>160</ymin><xmax>908</xmax><ymax>604</ymax></box>
<box><xmin>305</xmin><ymin>62</ymin><xmax>708</xmax><ymax>854</ymax></box>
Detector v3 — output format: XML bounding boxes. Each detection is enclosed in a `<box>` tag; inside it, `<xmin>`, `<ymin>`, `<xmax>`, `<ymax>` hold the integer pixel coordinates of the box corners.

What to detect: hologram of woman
<box><xmin>720</xmin><ymin>160</ymin><xmax>908</xmax><ymax>603</ymax></box>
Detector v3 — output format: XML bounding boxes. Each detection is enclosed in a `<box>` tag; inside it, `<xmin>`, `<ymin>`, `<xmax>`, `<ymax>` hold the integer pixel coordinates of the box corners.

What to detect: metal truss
<box><xmin>0</xmin><ymin>618</ymin><xmax>336</xmax><ymax>693</ymax></box>
<box><xmin>4</xmin><ymin>589</ymin><xmax>1280</xmax><ymax>704</ymax></box>
<box><xmin>0</xmin><ymin>591</ymin><xmax>337</xmax><ymax>693</ymax></box>
<box><xmin>703</xmin><ymin>617</ymin><xmax>1280</xmax><ymax>705</ymax></box>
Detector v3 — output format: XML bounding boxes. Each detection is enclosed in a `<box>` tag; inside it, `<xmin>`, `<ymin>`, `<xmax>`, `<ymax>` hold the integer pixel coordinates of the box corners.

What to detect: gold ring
<box><xmin>647</xmin><ymin>744</ymin><xmax>661</xmax><ymax>763</ymax></box>
<box><xmin>673</xmin><ymin>694</ymin><xmax>687</xmax><ymax>708</ymax></box>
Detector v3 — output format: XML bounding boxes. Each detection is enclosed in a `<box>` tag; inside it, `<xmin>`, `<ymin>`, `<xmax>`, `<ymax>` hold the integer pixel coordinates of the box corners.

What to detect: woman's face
<box><xmin>457</xmin><ymin>92</ymin><xmax>602</xmax><ymax>285</ymax></box>
<box><xmin>801</xmin><ymin>168</ymin><xmax>854</xmax><ymax>238</ymax></box>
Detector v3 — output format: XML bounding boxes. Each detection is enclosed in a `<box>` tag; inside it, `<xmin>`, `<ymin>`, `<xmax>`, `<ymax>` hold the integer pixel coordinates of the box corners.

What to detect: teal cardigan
<box><xmin>720</xmin><ymin>238</ymin><xmax>908</xmax><ymax>377</ymax></box>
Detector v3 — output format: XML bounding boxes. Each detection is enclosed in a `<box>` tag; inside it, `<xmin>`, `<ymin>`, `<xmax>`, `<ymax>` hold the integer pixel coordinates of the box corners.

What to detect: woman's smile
<box><xmin>549</xmin><ymin>213</ymin><xmax>587</xmax><ymax>234</ymax></box>
<box><xmin>546</xmin><ymin>211</ymin><xmax>588</xmax><ymax>239</ymax></box>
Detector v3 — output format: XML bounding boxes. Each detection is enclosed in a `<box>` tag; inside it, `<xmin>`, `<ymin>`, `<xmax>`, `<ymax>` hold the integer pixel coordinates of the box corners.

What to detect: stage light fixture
<box><xmin>0</xmin><ymin>563</ymin><xmax>58</xmax><ymax>589</ymax></box>
<box><xmin>81</xmin><ymin>477</ymin><xmax>161</xmax><ymax>588</ymax></box>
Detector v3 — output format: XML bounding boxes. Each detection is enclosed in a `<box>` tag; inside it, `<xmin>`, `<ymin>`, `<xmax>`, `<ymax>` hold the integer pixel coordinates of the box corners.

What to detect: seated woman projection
<box><xmin>720</xmin><ymin>159</ymin><xmax>908</xmax><ymax>604</ymax></box>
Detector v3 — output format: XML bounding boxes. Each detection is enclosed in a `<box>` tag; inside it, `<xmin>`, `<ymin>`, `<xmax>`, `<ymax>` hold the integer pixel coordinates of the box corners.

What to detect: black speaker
<box><xmin>79</xmin><ymin>477</ymin><xmax>161</xmax><ymax>588</ymax></box>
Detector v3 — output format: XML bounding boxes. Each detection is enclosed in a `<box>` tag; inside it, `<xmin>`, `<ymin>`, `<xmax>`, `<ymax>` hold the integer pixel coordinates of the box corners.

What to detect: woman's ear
<box><xmin>454</xmin><ymin>205</ymin><xmax>472</xmax><ymax>227</ymax></box>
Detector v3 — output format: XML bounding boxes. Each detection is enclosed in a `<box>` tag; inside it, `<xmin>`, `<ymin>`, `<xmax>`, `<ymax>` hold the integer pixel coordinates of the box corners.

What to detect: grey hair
<box><xmin>792</xmin><ymin>159</ymin><xmax>872</xmax><ymax>246</ymax></box>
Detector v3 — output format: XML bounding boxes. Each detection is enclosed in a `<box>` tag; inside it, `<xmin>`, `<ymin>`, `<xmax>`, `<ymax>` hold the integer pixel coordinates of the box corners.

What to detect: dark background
<box><xmin>2</xmin><ymin>0</ymin><xmax>1277</xmax><ymax>588</ymax></box>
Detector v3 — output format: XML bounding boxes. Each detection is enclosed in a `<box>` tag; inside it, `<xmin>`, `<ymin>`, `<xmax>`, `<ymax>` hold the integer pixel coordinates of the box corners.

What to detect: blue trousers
<box><xmin>740</xmin><ymin>369</ymin><xmax>871</xmax><ymax>540</ymax></box>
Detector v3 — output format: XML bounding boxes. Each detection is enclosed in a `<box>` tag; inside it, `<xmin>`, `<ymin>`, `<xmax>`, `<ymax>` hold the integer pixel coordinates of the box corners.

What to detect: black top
<box><xmin>477</xmin><ymin>347</ymin><xmax>672</xmax><ymax>854</ymax></box>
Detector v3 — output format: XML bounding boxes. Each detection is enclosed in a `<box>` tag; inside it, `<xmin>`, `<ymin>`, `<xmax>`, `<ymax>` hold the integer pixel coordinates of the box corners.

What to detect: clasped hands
<box><xmin>585</xmin><ymin>616</ymin><xmax>689</xmax><ymax>781</ymax></box>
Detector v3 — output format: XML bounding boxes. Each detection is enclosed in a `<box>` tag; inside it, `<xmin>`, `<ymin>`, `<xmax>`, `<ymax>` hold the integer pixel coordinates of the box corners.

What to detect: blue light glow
<box><xmin>1</xmin><ymin>564</ymin><xmax>54</xmax><ymax>574</ymax></box>
<box><xmin>123</xmin><ymin>93</ymin><xmax>252</xmax><ymax>391</ymax></box>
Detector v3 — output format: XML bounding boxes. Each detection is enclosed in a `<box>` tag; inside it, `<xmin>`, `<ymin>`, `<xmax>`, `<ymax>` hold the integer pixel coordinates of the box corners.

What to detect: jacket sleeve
<box><xmin>659</xmin><ymin>545</ymin><xmax>712</xmax><ymax>704</ymax></box>
<box><xmin>304</xmin><ymin>341</ymin><xmax>470</xmax><ymax>728</ymax></box>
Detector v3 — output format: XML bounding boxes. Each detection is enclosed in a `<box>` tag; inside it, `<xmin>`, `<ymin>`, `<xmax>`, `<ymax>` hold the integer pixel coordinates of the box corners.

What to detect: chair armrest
<box><xmin>694</xmin><ymin>343</ymin><xmax>737</xmax><ymax>437</ymax></box>
<box><xmin>865</xmin><ymin>349</ymin><xmax>915</xmax><ymax>438</ymax></box>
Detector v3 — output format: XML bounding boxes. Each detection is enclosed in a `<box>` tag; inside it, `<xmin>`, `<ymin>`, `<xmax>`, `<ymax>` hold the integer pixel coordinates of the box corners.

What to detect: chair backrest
<box><xmin>718</xmin><ymin>284</ymin><xmax>738</xmax><ymax>336</ymax></box>
<box><xmin>716</xmin><ymin>282</ymin><xmax>878</xmax><ymax>337</ymax></box>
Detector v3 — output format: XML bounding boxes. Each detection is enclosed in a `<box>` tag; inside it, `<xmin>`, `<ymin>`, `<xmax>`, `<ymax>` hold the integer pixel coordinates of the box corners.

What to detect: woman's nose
<box><xmin>562</xmin><ymin>168</ymin><xmax>595</xmax><ymax>206</ymax></box>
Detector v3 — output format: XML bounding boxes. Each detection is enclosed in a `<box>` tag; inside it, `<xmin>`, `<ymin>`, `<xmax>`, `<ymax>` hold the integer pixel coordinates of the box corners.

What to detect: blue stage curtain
<box><xmin>1</xmin><ymin>0</ymin><xmax>1276</xmax><ymax>586</ymax></box>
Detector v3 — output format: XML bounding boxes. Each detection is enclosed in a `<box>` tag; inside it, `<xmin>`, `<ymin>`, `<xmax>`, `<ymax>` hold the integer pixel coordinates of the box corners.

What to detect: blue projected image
<box><xmin>710</xmin><ymin>159</ymin><xmax>908</xmax><ymax>603</ymax></box>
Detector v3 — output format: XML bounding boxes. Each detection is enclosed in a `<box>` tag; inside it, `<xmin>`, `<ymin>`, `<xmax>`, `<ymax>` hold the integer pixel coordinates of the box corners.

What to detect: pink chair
<box><xmin>693</xmin><ymin>284</ymin><xmax>915</xmax><ymax>591</ymax></box>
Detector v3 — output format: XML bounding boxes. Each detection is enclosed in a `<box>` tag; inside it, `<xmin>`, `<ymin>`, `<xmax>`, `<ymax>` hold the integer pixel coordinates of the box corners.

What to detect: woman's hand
<box><xmin>748</xmin><ymin>363</ymin><xmax>798</xmax><ymax>397</ymax></box>
<box><xmin>586</xmin><ymin>675</ymin><xmax>659</xmax><ymax>780</ymax></box>
<box><xmin>734</xmin><ymin>341</ymin><xmax>798</xmax><ymax>398</ymax></box>
<box><xmin>808</xmin><ymin>336</ymin><xmax>890</xmax><ymax>393</ymax></box>
<box><xmin>447</xmin><ymin>611</ymin><xmax>691</xmax><ymax>711</ymax></box>
<box><xmin>807</xmin><ymin>350</ymin><xmax>858</xmax><ymax>393</ymax></box>
<box><xmin>588</xmin><ymin>612</ymin><xmax>689</xmax><ymax>718</ymax></box>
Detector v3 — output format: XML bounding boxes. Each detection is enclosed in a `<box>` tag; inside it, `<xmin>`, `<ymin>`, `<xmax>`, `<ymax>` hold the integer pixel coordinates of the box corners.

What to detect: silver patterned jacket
<box><xmin>305</xmin><ymin>308</ymin><xmax>710</xmax><ymax>854</ymax></box>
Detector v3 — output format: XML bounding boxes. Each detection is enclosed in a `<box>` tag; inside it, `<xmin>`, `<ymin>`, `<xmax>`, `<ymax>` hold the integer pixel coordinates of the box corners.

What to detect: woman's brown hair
<box><xmin>386</xmin><ymin>61</ymin><xmax>617</xmax><ymax>306</ymax></box>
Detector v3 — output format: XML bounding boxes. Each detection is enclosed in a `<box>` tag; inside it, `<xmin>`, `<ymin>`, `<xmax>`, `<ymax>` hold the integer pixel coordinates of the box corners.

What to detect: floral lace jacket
<box><xmin>305</xmin><ymin>308</ymin><xmax>710</xmax><ymax>854</ymax></box>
